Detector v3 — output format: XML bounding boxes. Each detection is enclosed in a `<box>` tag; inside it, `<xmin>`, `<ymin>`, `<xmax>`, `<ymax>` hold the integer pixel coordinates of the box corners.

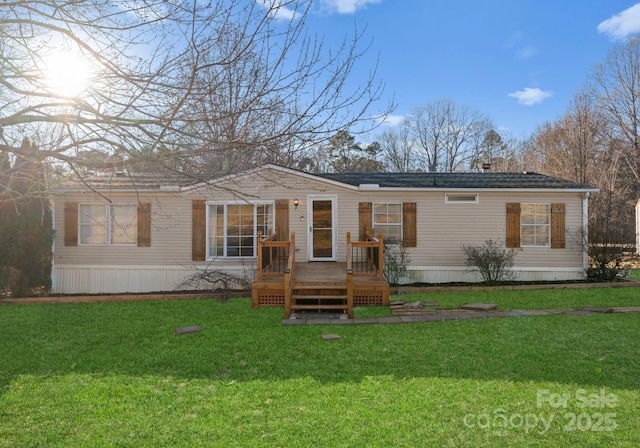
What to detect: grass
<box><xmin>0</xmin><ymin>286</ymin><xmax>639</xmax><ymax>447</ymax></box>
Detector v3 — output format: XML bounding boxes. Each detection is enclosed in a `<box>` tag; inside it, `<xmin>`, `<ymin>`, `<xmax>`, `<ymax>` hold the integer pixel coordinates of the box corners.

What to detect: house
<box><xmin>52</xmin><ymin>165</ymin><xmax>598</xmax><ymax>311</ymax></box>
<box><xmin>636</xmin><ymin>198</ymin><xmax>640</xmax><ymax>254</ymax></box>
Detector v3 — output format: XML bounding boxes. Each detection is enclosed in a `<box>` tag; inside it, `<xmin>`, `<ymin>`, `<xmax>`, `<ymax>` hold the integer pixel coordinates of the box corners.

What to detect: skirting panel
<box><xmin>52</xmin><ymin>265</ymin><xmax>254</xmax><ymax>295</ymax></box>
<box><xmin>406</xmin><ymin>266</ymin><xmax>585</xmax><ymax>284</ymax></box>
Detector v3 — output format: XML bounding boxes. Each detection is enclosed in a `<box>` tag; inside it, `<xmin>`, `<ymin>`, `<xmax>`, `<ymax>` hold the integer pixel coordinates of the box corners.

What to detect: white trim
<box><xmin>77</xmin><ymin>202</ymin><xmax>138</xmax><ymax>247</ymax></box>
<box><xmin>205</xmin><ymin>201</ymin><xmax>274</xmax><ymax>259</ymax></box>
<box><xmin>584</xmin><ymin>193</ymin><xmax>591</xmax><ymax>269</ymax></box>
<box><xmin>636</xmin><ymin>197</ymin><xmax>640</xmax><ymax>255</ymax></box>
<box><xmin>445</xmin><ymin>193</ymin><xmax>479</xmax><ymax>204</ymax></box>
<box><xmin>372</xmin><ymin>202</ymin><xmax>403</xmax><ymax>241</ymax></box>
<box><xmin>520</xmin><ymin>203</ymin><xmax>551</xmax><ymax>248</ymax></box>
<box><xmin>307</xmin><ymin>194</ymin><xmax>338</xmax><ymax>261</ymax></box>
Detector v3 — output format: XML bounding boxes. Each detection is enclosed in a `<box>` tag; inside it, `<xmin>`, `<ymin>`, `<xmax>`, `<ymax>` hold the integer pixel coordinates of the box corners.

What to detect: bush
<box><xmin>383</xmin><ymin>239</ymin><xmax>411</xmax><ymax>286</ymax></box>
<box><xmin>462</xmin><ymin>239</ymin><xmax>518</xmax><ymax>285</ymax></box>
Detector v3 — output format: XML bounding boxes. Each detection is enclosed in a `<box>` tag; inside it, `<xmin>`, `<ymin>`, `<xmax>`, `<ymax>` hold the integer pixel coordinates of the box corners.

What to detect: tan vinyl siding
<box><xmin>54</xmin><ymin>168</ymin><xmax>587</xmax><ymax>285</ymax></box>
<box><xmin>55</xmin><ymin>192</ymin><xmax>194</xmax><ymax>266</ymax></box>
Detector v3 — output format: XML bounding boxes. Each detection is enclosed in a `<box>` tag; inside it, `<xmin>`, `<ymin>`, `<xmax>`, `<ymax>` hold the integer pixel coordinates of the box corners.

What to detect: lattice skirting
<box><xmin>354</xmin><ymin>291</ymin><xmax>386</xmax><ymax>306</ymax></box>
<box><xmin>257</xmin><ymin>293</ymin><xmax>285</xmax><ymax>307</ymax></box>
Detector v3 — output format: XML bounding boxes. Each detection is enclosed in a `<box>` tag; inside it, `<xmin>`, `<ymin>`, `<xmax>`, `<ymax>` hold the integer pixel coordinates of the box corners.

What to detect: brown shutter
<box><xmin>551</xmin><ymin>203</ymin><xmax>566</xmax><ymax>249</ymax></box>
<box><xmin>137</xmin><ymin>202</ymin><xmax>151</xmax><ymax>247</ymax></box>
<box><xmin>358</xmin><ymin>202</ymin><xmax>372</xmax><ymax>241</ymax></box>
<box><xmin>506</xmin><ymin>203</ymin><xmax>521</xmax><ymax>248</ymax></box>
<box><xmin>64</xmin><ymin>202</ymin><xmax>78</xmax><ymax>246</ymax></box>
<box><xmin>192</xmin><ymin>200</ymin><xmax>206</xmax><ymax>261</ymax></box>
<box><xmin>402</xmin><ymin>202</ymin><xmax>417</xmax><ymax>247</ymax></box>
<box><xmin>275</xmin><ymin>199</ymin><xmax>289</xmax><ymax>241</ymax></box>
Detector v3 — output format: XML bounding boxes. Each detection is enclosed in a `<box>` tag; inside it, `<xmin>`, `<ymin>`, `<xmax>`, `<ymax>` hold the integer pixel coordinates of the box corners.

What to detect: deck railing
<box><xmin>256</xmin><ymin>230</ymin><xmax>291</xmax><ymax>279</ymax></box>
<box><xmin>346</xmin><ymin>231</ymin><xmax>384</xmax><ymax>319</ymax></box>
<box><xmin>346</xmin><ymin>231</ymin><xmax>384</xmax><ymax>281</ymax></box>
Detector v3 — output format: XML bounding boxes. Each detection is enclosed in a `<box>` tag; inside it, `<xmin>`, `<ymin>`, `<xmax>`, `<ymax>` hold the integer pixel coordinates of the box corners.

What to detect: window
<box><xmin>373</xmin><ymin>203</ymin><xmax>402</xmax><ymax>242</ymax></box>
<box><xmin>208</xmin><ymin>203</ymin><xmax>274</xmax><ymax>257</ymax></box>
<box><xmin>446</xmin><ymin>193</ymin><xmax>478</xmax><ymax>203</ymax></box>
<box><xmin>521</xmin><ymin>204</ymin><xmax>550</xmax><ymax>246</ymax></box>
<box><xmin>78</xmin><ymin>203</ymin><xmax>137</xmax><ymax>245</ymax></box>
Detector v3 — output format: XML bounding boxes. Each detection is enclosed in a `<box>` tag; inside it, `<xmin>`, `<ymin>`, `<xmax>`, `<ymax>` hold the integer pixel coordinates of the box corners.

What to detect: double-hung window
<box><xmin>372</xmin><ymin>203</ymin><xmax>402</xmax><ymax>242</ymax></box>
<box><xmin>78</xmin><ymin>203</ymin><xmax>137</xmax><ymax>245</ymax></box>
<box><xmin>521</xmin><ymin>204</ymin><xmax>550</xmax><ymax>247</ymax></box>
<box><xmin>208</xmin><ymin>203</ymin><xmax>274</xmax><ymax>257</ymax></box>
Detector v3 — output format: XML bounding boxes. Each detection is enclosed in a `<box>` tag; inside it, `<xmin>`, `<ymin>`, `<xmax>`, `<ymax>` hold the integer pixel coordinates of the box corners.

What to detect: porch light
<box><xmin>293</xmin><ymin>198</ymin><xmax>299</xmax><ymax>209</ymax></box>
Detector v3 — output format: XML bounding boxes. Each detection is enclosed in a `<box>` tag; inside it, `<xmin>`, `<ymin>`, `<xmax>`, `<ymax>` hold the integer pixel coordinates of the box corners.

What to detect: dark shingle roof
<box><xmin>57</xmin><ymin>172</ymin><xmax>195</xmax><ymax>190</ymax></box>
<box><xmin>314</xmin><ymin>171</ymin><xmax>596</xmax><ymax>190</ymax></box>
<box><xmin>55</xmin><ymin>166</ymin><xmax>597</xmax><ymax>192</ymax></box>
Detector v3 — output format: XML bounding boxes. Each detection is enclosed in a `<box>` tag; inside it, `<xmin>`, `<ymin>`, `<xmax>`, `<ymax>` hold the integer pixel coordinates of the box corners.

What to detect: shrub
<box><xmin>462</xmin><ymin>239</ymin><xmax>518</xmax><ymax>285</ymax></box>
<box><xmin>383</xmin><ymin>239</ymin><xmax>411</xmax><ymax>286</ymax></box>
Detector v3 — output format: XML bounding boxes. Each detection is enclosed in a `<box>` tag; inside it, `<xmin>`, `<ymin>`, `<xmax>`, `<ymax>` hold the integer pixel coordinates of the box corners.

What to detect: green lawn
<box><xmin>1</xmin><ymin>287</ymin><xmax>639</xmax><ymax>447</ymax></box>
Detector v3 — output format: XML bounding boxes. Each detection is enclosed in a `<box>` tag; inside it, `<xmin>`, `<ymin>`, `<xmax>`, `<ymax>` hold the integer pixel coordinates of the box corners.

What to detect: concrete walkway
<box><xmin>282</xmin><ymin>307</ymin><xmax>640</xmax><ymax>326</ymax></box>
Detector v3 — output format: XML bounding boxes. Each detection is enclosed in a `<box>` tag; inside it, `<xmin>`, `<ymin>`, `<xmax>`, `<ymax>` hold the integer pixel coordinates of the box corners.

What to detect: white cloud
<box><xmin>378</xmin><ymin>114</ymin><xmax>405</xmax><ymax>127</ymax></box>
<box><xmin>598</xmin><ymin>3</ymin><xmax>640</xmax><ymax>39</ymax></box>
<box><xmin>320</xmin><ymin>0</ymin><xmax>382</xmax><ymax>14</ymax></box>
<box><xmin>256</xmin><ymin>0</ymin><xmax>298</xmax><ymax>20</ymax></box>
<box><xmin>508</xmin><ymin>87</ymin><xmax>553</xmax><ymax>106</ymax></box>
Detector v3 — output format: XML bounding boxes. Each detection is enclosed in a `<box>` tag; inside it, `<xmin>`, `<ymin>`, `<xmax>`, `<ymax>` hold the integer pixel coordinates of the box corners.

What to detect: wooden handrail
<box><xmin>284</xmin><ymin>232</ymin><xmax>295</xmax><ymax>319</ymax></box>
<box><xmin>346</xmin><ymin>231</ymin><xmax>384</xmax><ymax>280</ymax></box>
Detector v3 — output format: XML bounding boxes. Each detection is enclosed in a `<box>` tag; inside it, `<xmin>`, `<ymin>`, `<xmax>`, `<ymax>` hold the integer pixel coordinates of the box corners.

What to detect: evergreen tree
<box><xmin>0</xmin><ymin>138</ymin><xmax>54</xmax><ymax>297</ymax></box>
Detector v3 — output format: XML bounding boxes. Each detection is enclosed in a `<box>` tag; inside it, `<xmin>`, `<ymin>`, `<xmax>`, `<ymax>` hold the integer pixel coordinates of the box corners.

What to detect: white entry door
<box><xmin>308</xmin><ymin>196</ymin><xmax>337</xmax><ymax>261</ymax></box>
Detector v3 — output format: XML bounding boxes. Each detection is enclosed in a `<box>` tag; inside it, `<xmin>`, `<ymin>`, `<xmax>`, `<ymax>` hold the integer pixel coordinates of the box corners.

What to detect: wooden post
<box><xmin>346</xmin><ymin>235</ymin><xmax>354</xmax><ymax>319</ymax></box>
<box><xmin>257</xmin><ymin>231</ymin><xmax>263</xmax><ymax>281</ymax></box>
<box><xmin>378</xmin><ymin>232</ymin><xmax>384</xmax><ymax>281</ymax></box>
<box><xmin>283</xmin><ymin>231</ymin><xmax>295</xmax><ymax>319</ymax></box>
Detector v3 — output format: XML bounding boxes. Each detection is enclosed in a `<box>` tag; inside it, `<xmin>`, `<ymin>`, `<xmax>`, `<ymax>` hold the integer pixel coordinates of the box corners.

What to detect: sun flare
<box><xmin>43</xmin><ymin>51</ymin><xmax>92</xmax><ymax>97</ymax></box>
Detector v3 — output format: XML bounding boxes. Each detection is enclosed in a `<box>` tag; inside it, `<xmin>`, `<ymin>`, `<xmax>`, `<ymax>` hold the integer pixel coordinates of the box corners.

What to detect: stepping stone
<box><xmin>175</xmin><ymin>325</ymin><xmax>202</xmax><ymax>335</ymax></box>
<box><xmin>460</xmin><ymin>303</ymin><xmax>498</xmax><ymax>311</ymax></box>
<box><xmin>321</xmin><ymin>333</ymin><xmax>341</xmax><ymax>340</ymax></box>
<box><xmin>581</xmin><ymin>307</ymin><xmax>614</xmax><ymax>313</ymax></box>
<box><xmin>421</xmin><ymin>302</ymin><xmax>440</xmax><ymax>307</ymax></box>
<box><xmin>562</xmin><ymin>310</ymin><xmax>592</xmax><ymax>316</ymax></box>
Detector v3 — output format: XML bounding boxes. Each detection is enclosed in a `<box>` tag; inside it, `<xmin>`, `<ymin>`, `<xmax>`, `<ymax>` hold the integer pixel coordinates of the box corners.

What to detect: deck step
<box><xmin>290</xmin><ymin>304</ymin><xmax>348</xmax><ymax>310</ymax></box>
<box><xmin>293</xmin><ymin>283</ymin><xmax>348</xmax><ymax>289</ymax></box>
<box><xmin>292</xmin><ymin>295</ymin><xmax>347</xmax><ymax>300</ymax></box>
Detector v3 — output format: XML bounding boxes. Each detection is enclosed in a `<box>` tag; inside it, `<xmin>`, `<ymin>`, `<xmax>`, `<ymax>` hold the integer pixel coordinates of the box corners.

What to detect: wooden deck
<box><xmin>252</xmin><ymin>261</ymin><xmax>390</xmax><ymax>316</ymax></box>
<box><xmin>252</xmin><ymin>231</ymin><xmax>390</xmax><ymax>318</ymax></box>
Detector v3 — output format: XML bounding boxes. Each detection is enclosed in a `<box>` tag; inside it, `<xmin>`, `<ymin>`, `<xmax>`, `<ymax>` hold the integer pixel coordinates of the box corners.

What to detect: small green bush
<box><xmin>462</xmin><ymin>239</ymin><xmax>518</xmax><ymax>285</ymax></box>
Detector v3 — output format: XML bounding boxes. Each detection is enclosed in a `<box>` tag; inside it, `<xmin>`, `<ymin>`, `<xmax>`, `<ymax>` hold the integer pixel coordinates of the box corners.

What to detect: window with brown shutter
<box><xmin>192</xmin><ymin>200</ymin><xmax>206</xmax><ymax>261</ymax></box>
<box><xmin>64</xmin><ymin>202</ymin><xmax>78</xmax><ymax>246</ymax></box>
<box><xmin>137</xmin><ymin>202</ymin><xmax>151</xmax><ymax>247</ymax></box>
<box><xmin>506</xmin><ymin>203</ymin><xmax>521</xmax><ymax>248</ymax></box>
<box><xmin>402</xmin><ymin>202</ymin><xmax>417</xmax><ymax>247</ymax></box>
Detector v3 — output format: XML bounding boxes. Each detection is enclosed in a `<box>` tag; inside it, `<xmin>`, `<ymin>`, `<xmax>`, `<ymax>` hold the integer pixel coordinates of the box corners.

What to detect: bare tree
<box><xmin>378</xmin><ymin>123</ymin><xmax>415</xmax><ymax>172</ymax></box>
<box><xmin>527</xmin><ymin>92</ymin><xmax>604</xmax><ymax>184</ymax></box>
<box><xmin>0</xmin><ymin>0</ymin><xmax>391</xmax><ymax>193</ymax></box>
<box><xmin>406</xmin><ymin>98</ymin><xmax>493</xmax><ymax>172</ymax></box>
<box><xmin>590</xmin><ymin>36</ymin><xmax>640</xmax><ymax>186</ymax></box>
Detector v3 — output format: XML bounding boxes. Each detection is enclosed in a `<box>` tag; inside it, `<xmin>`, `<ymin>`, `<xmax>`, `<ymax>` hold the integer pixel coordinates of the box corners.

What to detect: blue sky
<box><xmin>291</xmin><ymin>1</ymin><xmax>640</xmax><ymax>139</ymax></box>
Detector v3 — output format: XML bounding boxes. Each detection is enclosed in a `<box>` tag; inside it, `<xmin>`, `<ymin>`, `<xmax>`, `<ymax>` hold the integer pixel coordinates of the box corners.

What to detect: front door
<box><xmin>308</xmin><ymin>196</ymin><xmax>337</xmax><ymax>261</ymax></box>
